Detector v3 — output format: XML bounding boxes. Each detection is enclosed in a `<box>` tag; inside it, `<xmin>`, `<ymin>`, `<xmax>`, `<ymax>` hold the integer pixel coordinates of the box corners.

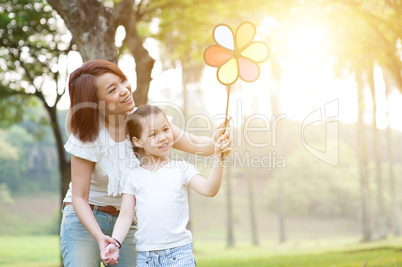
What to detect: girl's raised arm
<box><xmin>171</xmin><ymin>119</ymin><xmax>232</xmax><ymax>156</ymax></box>
<box><xmin>188</xmin><ymin>134</ymin><xmax>228</xmax><ymax>197</ymax></box>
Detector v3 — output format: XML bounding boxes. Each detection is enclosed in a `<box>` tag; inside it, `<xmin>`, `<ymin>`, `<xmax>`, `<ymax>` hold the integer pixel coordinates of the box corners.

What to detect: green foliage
<box><xmin>144</xmin><ymin>0</ymin><xmax>402</xmax><ymax>90</ymax></box>
<box><xmin>0</xmin><ymin>130</ymin><xmax>25</xmax><ymax>192</ymax></box>
<box><xmin>0</xmin><ymin>134</ymin><xmax>19</xmax><ymax>161</ymax></box>
<box><xmin>266</xmin><ymin>140</ymin><xmax>361</xmax><ymax>217</ymax></box>
<box><xmin>146</xmin><ymin>0</ymin><xmax>283</xmax><ymax>66</ymax></box>
<box><xmin>0</xmin><ymin>0</ymin><xmax>72</xmax><ymax>124</ymax></box>
<box><xmin>0</xmin><ymin>0</ymin><xmax>61</xmax><ymax>82</ymax></box>
<box><xmin>296</xmin><ymin>0</ymin><xmax>402</xmax><ymax>88</ymax></box>
<box><xmin>0</xmin><ymin>183</ymin><xmax>13</xmax><ymax>204</ymax></box>
<box><xmin>0</xmin><ymin>122</ymin><xmax>59</xmax><ymax>193</ymax></box>
<box><xmin>0</xmin><ymin>0</ymin><xmax>71</xmax><ymax>196</ymax></box>
<box><xmin>0</xmin><ymin>95</ymin><xmax>37</xmax><ymax>128</ymax></box>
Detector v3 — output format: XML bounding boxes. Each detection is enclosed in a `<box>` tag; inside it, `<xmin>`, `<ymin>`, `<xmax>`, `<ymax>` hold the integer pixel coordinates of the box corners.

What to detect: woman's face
<box><xmin>95</xmin><ymin>72</ymin><xmax>135</xmax><ymax>117</ymax></box>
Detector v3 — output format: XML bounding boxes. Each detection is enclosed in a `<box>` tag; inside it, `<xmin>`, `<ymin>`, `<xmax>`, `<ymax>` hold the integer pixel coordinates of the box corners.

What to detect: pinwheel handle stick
<box><xmin>223</xmin><ymin>85</ymin><xmax>231</xmax><ymax>135</ymax></box>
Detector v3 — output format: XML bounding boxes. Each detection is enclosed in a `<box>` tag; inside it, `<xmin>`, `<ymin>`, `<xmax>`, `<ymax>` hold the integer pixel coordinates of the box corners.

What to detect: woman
<box><xmin>60</xmin><ymin>59</ymin><xmax>232</xmax><ymax>267</ymax></box>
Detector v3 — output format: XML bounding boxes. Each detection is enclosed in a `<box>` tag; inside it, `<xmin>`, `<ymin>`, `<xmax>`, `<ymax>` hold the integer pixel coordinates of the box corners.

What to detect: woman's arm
<box><xmin>171</xmin><ymin>119</ymin><xmax>232</xmax><ymax>156</ymax></box>
<box><xmin>71</xmin><ymin>156</ymin><xmax>117</xmax><ymax>250</ymax></box>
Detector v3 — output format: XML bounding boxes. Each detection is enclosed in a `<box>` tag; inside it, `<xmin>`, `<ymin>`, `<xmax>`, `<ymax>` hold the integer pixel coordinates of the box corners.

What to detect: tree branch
<box><xmin>384</xmin><ymin>0</ymin><xmax>402</xmax><ymax>12</ymax></box>
<box><xmin>337</xmin><ymin>0</ymin><xmax>401</xmax><ymax>35</ymax></box>
<box><xmin>119</xmin><ymin>6</ymin><xmax>155</xmax><ymax>106</ymax></box>
<box><xmin>19</xmin><ymin>61</ymin><xmax>50</xmax><ymax>110</ymax></box>
<box><xmin>113</xmin><ymin>0</ymin><xmax>134</xmax><ymax>26</ymax></box>
<box><xmin>135</xmin><ymin>0</ymin><xmax>145</xmax><ymax>19</ymax></box>
<box><xmin>54</xmin><ymin>71</ymin><xmax>63</xmax><ymax>106</ymax></box>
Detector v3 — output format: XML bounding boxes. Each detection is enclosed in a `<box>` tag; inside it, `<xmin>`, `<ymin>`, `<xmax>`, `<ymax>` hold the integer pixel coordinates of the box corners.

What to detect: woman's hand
<box><xmin>98</xmin><ymin>235</ymin><xmax>120</xmax><ymax>266</ymax></box>
<box><xmin>101</xmin><ymin>243</ymin><xmax>120</xmax><ymax>266</ymax></box>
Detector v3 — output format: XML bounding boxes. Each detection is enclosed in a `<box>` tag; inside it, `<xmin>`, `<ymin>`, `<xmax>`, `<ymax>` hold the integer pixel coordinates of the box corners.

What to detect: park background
<box><xmin>1</xmin><ymin>0</ymin><xmax>402</xmax><ymax>266</ymax></box>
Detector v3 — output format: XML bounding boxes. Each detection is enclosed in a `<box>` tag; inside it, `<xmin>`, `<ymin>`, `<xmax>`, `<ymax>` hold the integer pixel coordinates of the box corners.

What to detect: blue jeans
<box><xmin>60</xmin><ymin>204</ymin><xmax>137</xmax><ymax>267</ymax></box>
<box><xmin>137</xmin><ymin>243</ymin><xmax>196</xmax><ymax>267</ymax></box>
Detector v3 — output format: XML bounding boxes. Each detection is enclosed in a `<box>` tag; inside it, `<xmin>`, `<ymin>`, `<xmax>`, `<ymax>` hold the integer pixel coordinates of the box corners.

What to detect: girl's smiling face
<box><xmin>133</xmin><ymin>113</ymin><xmax>173</xmax><ymax>159</ymax></box>
<box><xmin>95</xmin><ymin>72</ymin><xmax>135</xmax><ymax>117</ymax></box>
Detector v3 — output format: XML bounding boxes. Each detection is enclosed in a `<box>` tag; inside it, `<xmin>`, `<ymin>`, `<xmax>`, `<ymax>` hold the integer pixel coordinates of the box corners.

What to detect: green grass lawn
<box><xmin>0</xmin><ymin>236</ymin><xmax>401</xmax><ymax>267</ymax></box>
<box><xmin>0</xmin><ymin>236</ymin><xmax>60</xmax><ymax>267</ymax></box>
<box><xmin>194</xmin><ymin>237</ymin><xmax>402</xmax><ymax>267</ymax></box>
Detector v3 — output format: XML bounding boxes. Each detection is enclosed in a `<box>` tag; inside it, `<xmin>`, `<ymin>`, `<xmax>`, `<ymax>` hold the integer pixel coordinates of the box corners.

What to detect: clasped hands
<box><xmin>100</xmin><ymin>238</ymin><xmax>120</xmax><ymax>266</ymax></box>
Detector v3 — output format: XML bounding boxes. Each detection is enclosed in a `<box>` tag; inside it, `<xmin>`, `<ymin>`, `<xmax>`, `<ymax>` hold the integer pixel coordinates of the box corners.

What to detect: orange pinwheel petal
<box><xmin>236</xmin><ymin>22</ymin><xmax>256</xmax><ymax>50</ymax></box>
<box><xmin>238</xmin><ymin>57</ymin><xmax>260</xmax><ymax>82</ymax></box>
<box><xmin>204</xmin><ymin>45</ymin><xmax>233</xmax><ymax>67</ymax></box>
<box><xmin>217</xmin><ymin>58</ymin><xmax>238</xmax><ymax>85</ymax></box>
<box><xmin>241</xmin><ymin>41</ymin><xmax>270</xmax><ymax>63</ymax></box>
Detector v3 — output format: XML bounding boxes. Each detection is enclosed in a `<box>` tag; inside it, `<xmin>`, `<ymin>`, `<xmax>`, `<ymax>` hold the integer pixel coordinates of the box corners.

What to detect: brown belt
<box><xmin>64</xmin><ymin>202</ymin><xmax>120</xmax><ymax>216</ymax></box>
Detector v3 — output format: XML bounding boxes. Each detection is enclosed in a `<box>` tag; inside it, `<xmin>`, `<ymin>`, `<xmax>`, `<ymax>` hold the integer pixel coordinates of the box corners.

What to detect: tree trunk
<box><xmin>122</xmin><ymin>11</ymin><xmax>155</xmax><ymax>107</ymax></box>
<box><xmin>47</xmin><ymin>0</ymin><xmax>118</xmax><ymax>63</ymax></box>
<box><xmin>367</xmin><ymin>65</ymin><xmax>387</xmax><ymax>239</ymax></box>
<box><xmin>278</xmin><ymin>172</ymin><xmax>286</xmax><ymax>243</ymax></box>
<box><xmin>244</xmin><ymin>132</ymin><xmax>259</xmax><ymax>246</ymax></box>
<box><xmin>356</xmin><ymin>71</ymin><xmax>374</xmax><ymax>242</ymax></box>
<box><xmin>226</xmin><ymin>167</ymin><xmax>234</xmax><ymax>247</ymax></box>
<box><xmin>386</xmin><ymin>106</ymin><xmax>400</xmax><ymax>236</ymax></box>
<box><xmin>48</xmin><ymin>0</ymin><xmax>153</xmax><ymax>106</ymax></box>
<box><xmin>180</xmin><ymin>60</ymin><xmax>205</xmax><ymax>231</ymax></box>
<box><xmin>269</xmin><ymin>74</ymin><xmax>286</xmax><ymax>243</ymax></box>
<box><xmin>383</xmin><ymin>72</ymin><xmax>400</xmax><ymax>236</ymax></box>
<box><xmin>47</xmin><ymin>106</ymin><xmax>71</xmax><ymax>204</ymax></box>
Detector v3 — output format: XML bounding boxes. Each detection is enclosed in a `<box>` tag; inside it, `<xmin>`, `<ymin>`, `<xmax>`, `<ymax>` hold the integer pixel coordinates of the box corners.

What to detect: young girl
<box><xmin>101</xmin><ymin>105</ymin><xmax>230</xmax><ymax>266</ymax></box>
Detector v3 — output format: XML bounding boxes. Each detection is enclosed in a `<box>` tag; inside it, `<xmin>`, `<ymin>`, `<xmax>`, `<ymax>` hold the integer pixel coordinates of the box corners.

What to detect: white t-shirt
<box><xmin>121</xmin><ymin>160</ymin><xmax>200</xmax><ymax>251</ymax></box>
<box><xmin>63</xmin><ymin>125</ymin><xmax>140</xmax><ymax>209</ymax></box>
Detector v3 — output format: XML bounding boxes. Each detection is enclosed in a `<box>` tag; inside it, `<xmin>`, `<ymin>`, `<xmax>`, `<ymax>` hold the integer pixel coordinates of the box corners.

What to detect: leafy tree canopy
<box><xmin>0</xmin><ymin>0</ymin><xmax>72</xmax><ymax>127</ymax></box>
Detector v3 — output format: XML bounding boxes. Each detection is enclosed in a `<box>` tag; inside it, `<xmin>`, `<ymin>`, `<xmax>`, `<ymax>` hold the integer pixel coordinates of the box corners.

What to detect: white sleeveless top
<box><xmin>63</xmin><ymin>125</ymin><xmax>139</xmax><ymax>209</ymax></box>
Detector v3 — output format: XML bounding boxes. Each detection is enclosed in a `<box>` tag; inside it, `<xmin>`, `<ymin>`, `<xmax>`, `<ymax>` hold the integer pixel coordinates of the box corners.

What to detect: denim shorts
<box><xmin>137</xmin><ymin>243</ymin><xmax>196</xmax><ymax>267</ymax></box>
<box><xmin>60</xmin><ymin>204</ymin><xmax>138</xmax><ymax>267</ymax></box>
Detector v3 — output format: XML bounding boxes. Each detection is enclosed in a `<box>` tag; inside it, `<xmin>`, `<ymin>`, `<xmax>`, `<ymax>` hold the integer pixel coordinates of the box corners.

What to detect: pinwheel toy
<box><xmin>203</xmin><ymin>21</ymin><xmax>270</xmax><ymax>129</ymax></box>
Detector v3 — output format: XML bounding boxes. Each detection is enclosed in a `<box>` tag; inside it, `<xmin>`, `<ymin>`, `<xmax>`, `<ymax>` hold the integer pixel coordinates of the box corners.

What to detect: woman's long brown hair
<box><xmin>68</xmin><ymin>60</ymin><xmax>127</xmax><ymax>142</ymax></box>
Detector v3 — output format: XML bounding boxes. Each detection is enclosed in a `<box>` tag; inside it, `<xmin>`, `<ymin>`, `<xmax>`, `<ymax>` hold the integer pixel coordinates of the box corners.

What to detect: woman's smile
<box><xmin>121</xmin><ymin>95</ymin><xmax>133</xmax><ymax>104</ymax></box>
